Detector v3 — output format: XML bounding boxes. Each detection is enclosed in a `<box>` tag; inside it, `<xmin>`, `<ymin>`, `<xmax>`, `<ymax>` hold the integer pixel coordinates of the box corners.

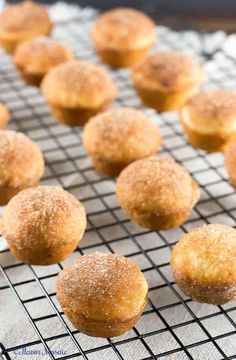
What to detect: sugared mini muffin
<box><xmin>0</xmin><ymin>1</ymin><xmax>52</xmax><ymax>54</ymax></box>
<box><xmin>180</xmin><ymin>90</ymin><xmax>236</xmax><ymax>152</ymax></box>
<box><xmin>13</xmin><ymin>36</ymin><xmax>74</xmax><ymax>86</ymax></box>
<box><xmin>41</xmin><ymin>60</ymin><xmax>117</xmax><ymax>126</ymax></box>
<box><xmin>116</xmin><ymin>157</ymin><xmax>200</xmax><ymax>230</ymax></box>
<box><xmin>83</xmin><ymin>107</ymin><xmax>162</xmax><ymax>177</ymax></box>
<box><xmin>132</xmin><ymin>51</ymin><xmax>204</xmax><ymax>112</ymax></box>
<box><xmin>0</xmin><ymin>102</ymin><xmax>9</xmax><ymax>128</ymax></box>
<box><xmin>92</xmin><ymin>8</ymin><xmax>156</xmax><ymax>68</ymax></box>
<box><xmin>0</xmin><ymin>130</ymin><xmax>44</xmax><ymax>205</ymax></box>
<box><xmin>225</xmin><ymin>143</ymin><xmax>236</xmax><ymax>189</ymax></box>
<box><xmin>2</xmin><ymin>186</ymin><xmax>87</xmax><ymax>265</ymax></box>
<box><xmin>171</xmin><ymin>224</ymin><xmax>236</xmax><ymax>305</ymax></box>
<box><xmin>56</xmin><ymin>252</ymin><xmax>148</xmax><ymax>337</ymax></box>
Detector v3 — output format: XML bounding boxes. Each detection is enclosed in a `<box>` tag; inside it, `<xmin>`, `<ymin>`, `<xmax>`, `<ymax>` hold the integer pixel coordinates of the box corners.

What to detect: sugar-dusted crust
<box><xmin>56</xmin><ymin>252</ymin><xmax>148</xmax><ymax>337</ymax></box>
<box><xmin>92</xmin><ymin>8</ymin><xmax>156</xmax><ymax>51</ymax></box>
<box><xmin>0</xmin><ymin>1</ymin><xmax>51</xmax><ymax>33</ymax></box>
<box><xmin>180</xmin><ymin>90</ymin><xmax>236</xmax><ymax>151</ymax></box>
<box><xmin>0</xmin><ymin>102</ymin><xmax>9</xmax><ymax>129</ymax></box>
<box><xmin>171</xmin><ymin>224</ymin><xmax>236</xmax><ymax>305</ymax></box>
<box><xmin>3</xmin><ymin>186</ymin><xmax>87</xmax><ymax>265</ymax></box>
<box><xmin>132</xmin><ymin>51</ymin><xmax>204</xmax><ymax>93</ymax></box>
<box><xmin>83</xmin><ymin>107</ymin><xmax>162</xmax><ymax>176</ymax></box>
<box><xmin>181</xmin><ymin>90</ymin><xmax>236</xmax><ymax>131</ymax></box>
<box><xmin>0</xmin><ymin>1</ymin><xmax>52</xmax><ymax>53</ymax></box>
<box><xmin>116</xmin><ymin>157</ymin><xmax>200</xmax><ymax>230</ymax></box>
<box><xmin>41</xmin><ymin>60</ymin><xmax>117</xmax><ymax>109</ymax></box>
<box><xmin>0</xmin><ymin>130</ymin><xmax>44</xmax><ymax>205</ymax></box>
<box><xmin>13</xmin><ymin>36</ymin><xmax>73</xmax><ymax>82</ymax></box>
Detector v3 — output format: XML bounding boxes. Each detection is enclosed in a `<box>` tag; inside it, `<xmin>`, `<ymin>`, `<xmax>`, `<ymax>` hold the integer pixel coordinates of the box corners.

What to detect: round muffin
<box><xmin>225</xmin><ymin>143</ymin><xmax>236</xmax><ymax>189</ymax></box>
<box><xmin>2</xmin><ymin>186</ymin><xmax>87</xmax><ymax>265</ymax></box>
<box><xmin>116</xmin><ymin>157</ymin><xmax>200</xmax><ymax>230</ymax></box>
<box><xmin>83</xmin><ymin>107</ymin><xmax>162</xmax><ymax>177</ymax></box>
<box><xmin>0</xmin><ymin>1</ymin><xmax>52</xmax><ymax>54</ymax></box>
<box><xmin>41</xmin><ymin>60</ymin><xmax>117</xmax><ymax>126</ymax></box>
<box><xmin>180</xmin><ymin>90</ymin><xmax>236</xmax><ymax>152</ymax></box>
<box><xmin>13</xmin><ymin>36</ymin><xmax>74</xmax><ymax>86</ymax></box>
<box><xmin>0</xmin><ymin>130</ymin><xmax>44</xmax><ymax>205</ymax></box>
<box><xmin>92</xmin><ymin>8</ymin><xmax>156</xmax><ymax>68</ymax></box>
<box><xmin>171</xmin><ymin>224</ymin><xmax>236</xmax><ymax>305</ymax></box>
<box><xmin>0</xmin><ymin>102</ymin><xmax>9</xmax><ymax>128</ymax></box>
<box><xmin>56</xmin><ymin>252</ymin><xmax>148</xmax><ymax>337</ymax></box>
<box><xmin>132</xmin><ymin>51</ymin><xmax>204</xmax><ymax>112</ymax></box>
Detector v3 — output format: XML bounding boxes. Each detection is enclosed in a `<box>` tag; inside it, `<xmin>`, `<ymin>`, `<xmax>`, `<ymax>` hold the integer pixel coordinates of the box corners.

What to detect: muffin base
<box><xmin>49</xmin><ymin>102</ymin><xmax>110</xmax><ymax>127</ymax></box>
<box><xmin>172</xmin><ymin>270</ymin><xmax>236</xmax><ymax>305</ymax></box>
<box><xmin>0</xmin><ymin>105</ymin><xmax>9</xmax><ymax>129</ymax></box>
<box><xmin>95</xmin><ymin>46</ymin><xmax>151</xmax><ymax>68</ymax></box>
<box><xmin>128</xmin><ymin>208</ymin><xmax>193</xmax><ymax>230</ymax></box>
<box><xmin>181</xmin><ymin>122</ymin><xmax>236</xmax><ymax>152</ymax></box>
<box><xmin>0</xmin><ymin>185</ymin><xmax>27</xmax><ymax>206</ymax></box>
<box><xmin>134</xmin><ymin>85</ymin><xmax>195</xmax><ymax>112</ymax></box>
<box><xmin>7</xmin><ymin>239</ymin><xmax>79</xmax><ymax>265</ymax></box>
<box><xmin>92</xmin><ymin>156</ymin><xmax>147</xmax><ymax>177</ymax></box>
<box><xmin>60</xmin><ymin>295</ymin><xmax>147</xmax><ymax>338</ymax></box>
<box><xmin>225</xmin><ymin>154</ymin><xmax>236</xmax><ymax>190</ymax></box>
<box><xmin>16</xmin><ymin>66</ymin><xmax>43</xmax><ymax>87</ymax></box>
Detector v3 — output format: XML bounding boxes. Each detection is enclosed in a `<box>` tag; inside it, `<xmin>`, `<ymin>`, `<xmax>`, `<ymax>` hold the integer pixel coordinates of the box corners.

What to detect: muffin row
<box><xmin>2</xmin><ymin>2</ymin><xmax>236</xmax><ymax>154</ymax></box>
<box><xmin>1</xmin><ymin>185</ymin><xmax>236</xmax><ymax>337</ymax></box>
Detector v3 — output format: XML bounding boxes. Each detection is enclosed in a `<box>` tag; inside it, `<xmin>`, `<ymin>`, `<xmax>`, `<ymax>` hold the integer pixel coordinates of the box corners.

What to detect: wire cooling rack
<box><xmin>1</xmin><ymin>7</ymin><xmax>236</xmax><ymax>360</ymax></box>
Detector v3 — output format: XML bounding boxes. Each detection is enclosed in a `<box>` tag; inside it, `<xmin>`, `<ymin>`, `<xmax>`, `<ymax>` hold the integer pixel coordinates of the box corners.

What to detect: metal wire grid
<box><xmin>0</xmin><ymin>12</ymin><xmax>236</xmax><ymax>360</ymax></box>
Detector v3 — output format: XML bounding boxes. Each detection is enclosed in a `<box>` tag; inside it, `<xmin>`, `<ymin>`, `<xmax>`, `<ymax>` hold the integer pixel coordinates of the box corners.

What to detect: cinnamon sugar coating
<box><xmin>0</xmin><ymin>130</ymin><xmax>44</xmax><ymax>205</ymax></box>
<box><xmin>41</xmin><ymin>60</ymin><xmax>117</xmax><ymax>108</ymax></box>
<box><xmin>131</xmin><ymin>51</ymin><xmax>203</xmax><ymax>112</ymax></box>
<box><xmin>0</xmin><ymin>102</ymin><xmax>9</xmax><ymax>129</ymax></box>
<box><xmin>181</xmin><ymin>90</ymin><xmax>236</xmax><ymax>131</ymax></box>
<box><xmin>116</xmin><ymin>157</ymin><xmax>200</xmax><ymax>230</ymax></box>
<box><xmin>13</xmin><ymin>36</ymin><xmax>73</xmax><ymax>85</ymax></box>
<box><xmin>2</xmin><ymin>186</ymin><xmax>87</xmax><ymax>265</ymax></box>
<box><xmin>41</xmin><ymin>61</ymin><xmax>117</xmax><ymax>126</ymax></box>
<box><xmin>180</xmin><ymin>90</ymin><xmax>236</xmax><ymax>152</ymax></box>
<box><xmin>92</xmin><ymin>8</ymin><xmax>156</xmax><ymax>68</ymax></box>
<box><xmin>132</xmin><ymin>51</ymin><xmax>204</xmax><ymax>93</ymax></box>
<box><xmin>92</xmin><ymin>8</ymin><xmax>156</xmax><ymax>51</ymax></box>
<box><xmin>56</xmin><ymin>252</ymin><xmax>148</xmax><ymax>337</ymax></box>
<box><xmin>83</xmin><ymin>107</ymin><xmax>162</xmax><ymax>176</ymax></box>
<box><xmin>0</xmin><ymin>1</ymin><xmax>52</xmax><ymax>54</ymax></box>
<box><xmin>171</xmin><ymin>224</ymin><xmax>236</xmax><ymax>304</ymax></box>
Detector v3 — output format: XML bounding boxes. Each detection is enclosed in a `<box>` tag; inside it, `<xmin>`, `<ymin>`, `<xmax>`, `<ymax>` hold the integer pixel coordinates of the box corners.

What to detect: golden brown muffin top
<box><xmin>56</xmin><ymin>252</ymin><xmax>148</xmax><ymax>318</ymax></box>
<box><xmin>3</xmin><ymin>185</ymin><xmax>86</xmax><ymax>248</ymax></box>
<box><xmin>83</xmin><ymin>107</ymin><xmax>161</xmax><ymax>163</ymax></box>
<box><xmin>116</xmin><ymin>157</ymin><xmax>199</xmax><ymax>216</ymax></box>
<box><xmin>92</xmin><ymin>8</ymin><xmax>156</xmax><ymax>51</ymax></box>
<box><xmin>181</xmin><ymin>90</ymin><xmax>236</xmax><ymax>133</ymax></box>
<box><xmin>171</xmin><ymin>224</ymin><xmax>236</xmax><ymax>285</ymax></box>
<box><xmin>41</xmin><ymin>60</ymin><xmax>117</xmax><ymax>108</ymax></box>
<box><xmin>0</xmin><ymin>102</ymin><xmax>9</xmax><ymax>129</ymax></box>
<box><xmin>0</xmin><ymin>1</ymin><xmax>52</xmax><ymax>33</ymax></box>
<box><xmin>0</xmin><ymin>130</ymin><xmax>44</xmax><ymax>188</ymax></box>
<box><xmin>132</xmin><ymin>51</ymin><xmax>204</xmax><ymax>92</ymax></box>
<box><xmin>13</xmin><ymin>36</ymin><xmax>73</xmax><ymax>74</ymax></box>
